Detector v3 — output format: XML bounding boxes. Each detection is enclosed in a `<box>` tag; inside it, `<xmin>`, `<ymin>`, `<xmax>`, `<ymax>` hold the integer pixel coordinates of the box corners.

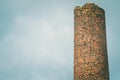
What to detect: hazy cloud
<box><xmin>0</xmin><ymin>0</ymin><xmax>73</xmax><ymax>80</ymax></box>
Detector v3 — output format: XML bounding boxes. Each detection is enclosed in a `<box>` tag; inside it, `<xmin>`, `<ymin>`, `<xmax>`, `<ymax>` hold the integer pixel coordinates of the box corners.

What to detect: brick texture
<box><xmin>74</xmin><ymin>3</ymin><xmax>109</xmax><ymax>80</ymax></box>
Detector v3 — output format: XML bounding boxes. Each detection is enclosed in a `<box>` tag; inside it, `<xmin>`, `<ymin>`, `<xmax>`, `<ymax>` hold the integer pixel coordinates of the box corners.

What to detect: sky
<box><xmin>0</xmin><ymin>0</ymin><xmax>120</xmax><ymax>80</ymax></box>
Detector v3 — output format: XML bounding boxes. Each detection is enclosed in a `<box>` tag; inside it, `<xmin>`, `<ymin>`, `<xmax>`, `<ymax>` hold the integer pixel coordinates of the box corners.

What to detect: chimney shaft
<box><xmin>74</xmin><ymin>3</ymin><xmax>109</xmax><ymax>80</ymax></box>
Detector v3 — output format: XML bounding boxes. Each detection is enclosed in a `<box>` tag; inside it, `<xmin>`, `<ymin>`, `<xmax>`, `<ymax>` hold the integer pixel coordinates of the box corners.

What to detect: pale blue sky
<box><xmin>0</xmin><ymin>0</ymin><xmax>120</xmax><ymax>80</ymax></box>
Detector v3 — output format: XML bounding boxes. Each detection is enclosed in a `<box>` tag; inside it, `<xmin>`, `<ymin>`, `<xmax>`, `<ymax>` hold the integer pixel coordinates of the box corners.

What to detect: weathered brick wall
<box><xmin>74</xmin><ymin>3</ymin><xmax>109</xmax><ymax>80</ymax></box>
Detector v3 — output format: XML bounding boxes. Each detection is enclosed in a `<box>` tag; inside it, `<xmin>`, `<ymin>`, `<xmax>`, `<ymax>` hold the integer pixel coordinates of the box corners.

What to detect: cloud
<box><xmin>0</xmin><ymin>1</ymin><xmax>73</xmax><ymax>79</ymax></box>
